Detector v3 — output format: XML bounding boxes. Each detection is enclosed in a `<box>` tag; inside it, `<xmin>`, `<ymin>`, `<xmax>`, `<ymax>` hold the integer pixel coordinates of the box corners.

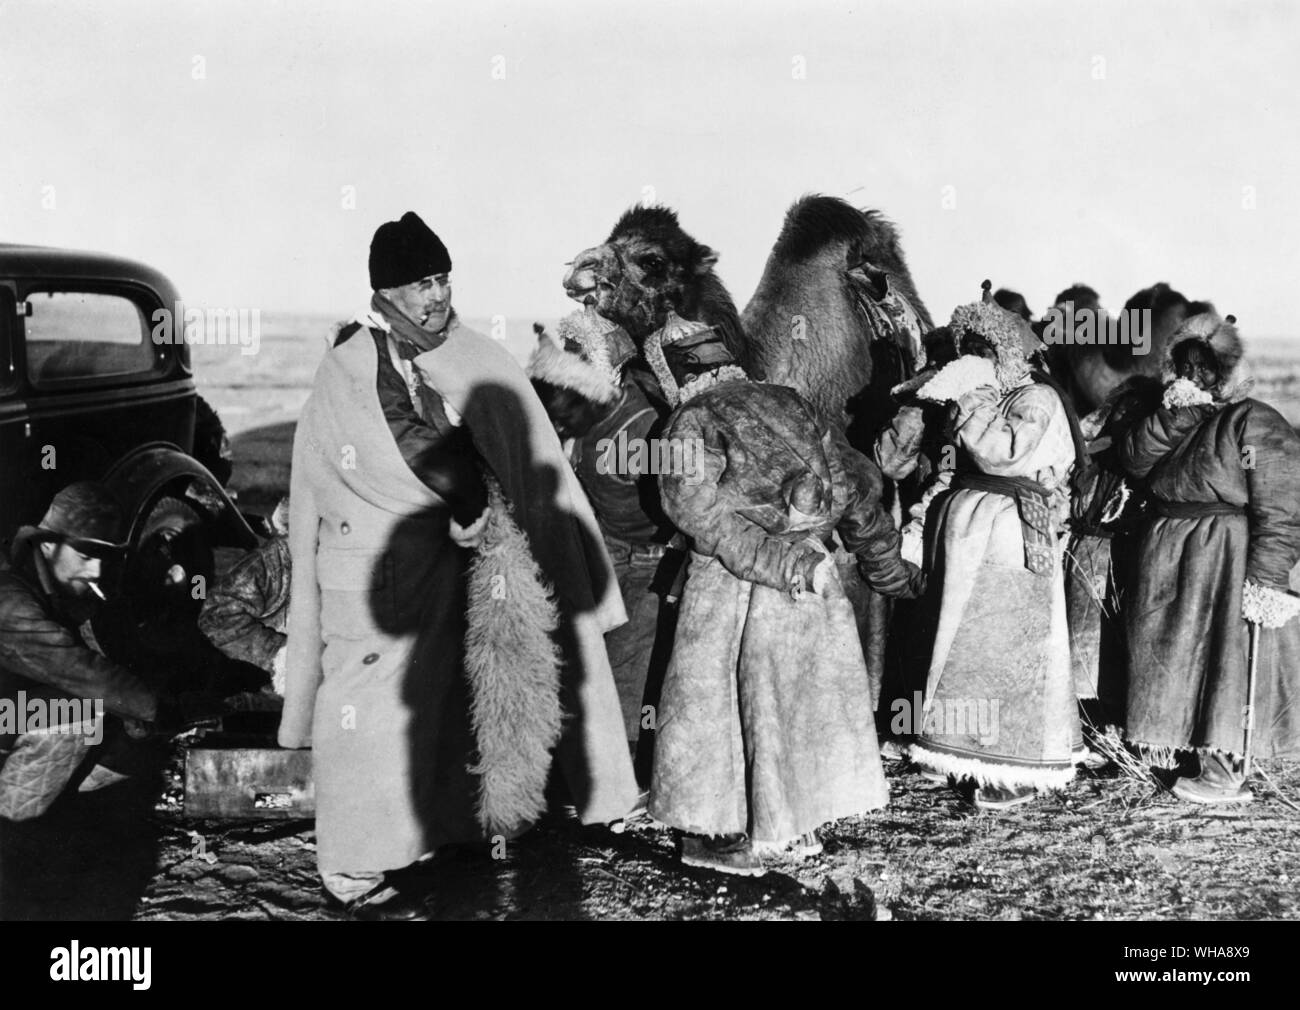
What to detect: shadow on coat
<box><xmin>365</xmin><ymin>381</ymin><xmax>623</xmax><ymax>918</ymax></box>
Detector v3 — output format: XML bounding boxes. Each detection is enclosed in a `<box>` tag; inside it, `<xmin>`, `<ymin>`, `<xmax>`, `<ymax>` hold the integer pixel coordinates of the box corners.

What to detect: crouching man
<box><xmin>0</xmin><ymin>483</ymin><xmax>166</xmax><ymax>821</ymax></box>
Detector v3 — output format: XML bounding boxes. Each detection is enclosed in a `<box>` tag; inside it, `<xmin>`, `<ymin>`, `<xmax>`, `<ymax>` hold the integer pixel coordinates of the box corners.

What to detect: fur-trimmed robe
<box><xmin>1118</xmin><ymin>396</ymin><xmax>1300</xmax><ymax>761</ymax></box>
<box><xmin>910</xmin><ymin>381</ymin><xmax>1081</xmax><ymax>790</ymax></box>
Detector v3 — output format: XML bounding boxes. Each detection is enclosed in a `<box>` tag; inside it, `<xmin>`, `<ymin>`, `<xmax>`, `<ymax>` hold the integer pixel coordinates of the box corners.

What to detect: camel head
<box><xmin>563</xmin><ymin>205</ymin><xmax>745</xmax><ymax>360</ymax></box>
<box><xmin>741</xmin><ymin>195</ymin><xmax>933</xmax><ymax>440</ymax></box>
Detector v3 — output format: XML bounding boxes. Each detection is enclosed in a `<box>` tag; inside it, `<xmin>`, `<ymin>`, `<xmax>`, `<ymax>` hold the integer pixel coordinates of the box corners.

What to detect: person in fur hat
<box><xmin>278</xmin><ymin>212</ymin><xmax>638</xmax><ymax>918</ymax></box>
<box><xmin>1118</xmin><ymin>314</ymin><xmax>1300</xmax><ymax>803</ymax></box>
<box><xmin>906</xmin><ymin>285</ymin><xmax>1082</xmax><ymax>809</ymax></box>
<box><xmin>642</xmin><ymin>311</ymin><xmax>924</xmax><ymax>875</ymax></box>
<box><xmin>527</xmin><ymin>317</ymin><xmax>682</xmax><ymax>783</ymax></box>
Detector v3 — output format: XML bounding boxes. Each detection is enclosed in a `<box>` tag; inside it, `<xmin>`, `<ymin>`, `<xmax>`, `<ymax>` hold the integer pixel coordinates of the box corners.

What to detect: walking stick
<box><xmin>1243</xmin><ymin>621</ymin><xmax>1260</xmax><ymax>779</ymax></box>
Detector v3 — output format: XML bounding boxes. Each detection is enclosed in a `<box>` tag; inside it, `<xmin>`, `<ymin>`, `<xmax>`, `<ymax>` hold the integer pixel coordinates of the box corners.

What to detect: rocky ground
<box><xmin>7</xmin><ymin>750</ymin><xmax>1282</xmax><ymax>921</ymax></box>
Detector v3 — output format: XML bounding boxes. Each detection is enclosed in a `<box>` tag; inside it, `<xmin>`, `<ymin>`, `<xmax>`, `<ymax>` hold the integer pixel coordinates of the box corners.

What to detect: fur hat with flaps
<box><xmin>526</xmin><ymin>329</ymin><xmax>620</xmax><ymax>406</ymax></box>
<box><xmin>1159</xmin><ymin>312</ymin><xmax>1250</xmax><ymax>402</ymax></box>
<box><xmin>948</xmin><ymin>280</ymin><xmax>1042</xmax><ymax>393</ymax></box>
<box><xmin>555</xmin><ymin>304</ymin><xmax>638</xmax><ymax>386</ymax></box>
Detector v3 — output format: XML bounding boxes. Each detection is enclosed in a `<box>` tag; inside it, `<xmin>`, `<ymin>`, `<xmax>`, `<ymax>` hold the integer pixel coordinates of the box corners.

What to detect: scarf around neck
<box><xmin>371</xmin><ymin>291</ymin><xmax>454</xmax><ymax>353</ymax></box>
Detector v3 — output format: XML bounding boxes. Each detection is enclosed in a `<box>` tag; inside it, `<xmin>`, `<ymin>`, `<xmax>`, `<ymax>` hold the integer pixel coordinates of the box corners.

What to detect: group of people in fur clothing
<box><xmin>183</xmin><ymin>211</ymin><xmax>1298</xmax><ymax>908</ymax></box>
<box><xmin>528</xmin><ymin>273</ymin><xmax>1300</xmax><ymax>876</ymax></box>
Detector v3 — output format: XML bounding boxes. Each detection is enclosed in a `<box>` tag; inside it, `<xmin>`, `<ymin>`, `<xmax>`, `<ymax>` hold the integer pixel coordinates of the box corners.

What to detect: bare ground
<box><xmin>129</xmin><ymin>756</ymin><xmax>1300</xmax><ymax>922</ymax></box>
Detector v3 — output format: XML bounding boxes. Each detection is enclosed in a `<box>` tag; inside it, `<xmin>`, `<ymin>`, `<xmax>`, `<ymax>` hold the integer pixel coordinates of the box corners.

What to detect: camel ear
<box><xmin>694</xmin><ymin>246</ymin><xmax>719</xmax><ymax>274</ymax></box>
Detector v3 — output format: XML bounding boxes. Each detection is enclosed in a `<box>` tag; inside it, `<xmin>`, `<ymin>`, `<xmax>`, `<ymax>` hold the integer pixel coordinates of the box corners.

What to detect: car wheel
<box><xmin>94</xmin><ymin>495</ymin><xmax>216</xmax><ymax>667</ymax></box>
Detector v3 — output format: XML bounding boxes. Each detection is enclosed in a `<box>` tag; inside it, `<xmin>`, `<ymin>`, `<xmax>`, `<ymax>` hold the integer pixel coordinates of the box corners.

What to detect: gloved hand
<box><xmin>809</xmin><ymin>554</ymin><xmax>835</xmax><ymax>596</ymax></box>
<box><xmin>450</xmin><ymin>507</ymin><xmax>492</xmax><ymax>550</ymax></box>
<box><xmin>1242</xmin><ymin>580</ymin><xmax>1300</xmax><ymax>628</ymax></box>
<box><xmin>900</xmin><ymin>520</ymin><xmax>924</xmax><ymax>568</ymax></box>
<box><xmin>790</xmin><ymin>540</ymin><xmax>834</xmax><ymax>601</ymax></box>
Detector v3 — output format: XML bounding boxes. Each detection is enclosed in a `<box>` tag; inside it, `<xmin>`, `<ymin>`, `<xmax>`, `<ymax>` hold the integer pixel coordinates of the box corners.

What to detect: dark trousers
<box><xmin>602</xmin><ymin>537</ymin><xmax>679</xmax><ymax>786</ymax></box>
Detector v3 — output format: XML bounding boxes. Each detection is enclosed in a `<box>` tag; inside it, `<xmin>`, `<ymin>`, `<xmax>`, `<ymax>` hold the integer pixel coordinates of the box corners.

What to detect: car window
<box><xmin>24</xmin><ymin>290</ymin><xmax>157</xmax><ymax>386</ymax></box>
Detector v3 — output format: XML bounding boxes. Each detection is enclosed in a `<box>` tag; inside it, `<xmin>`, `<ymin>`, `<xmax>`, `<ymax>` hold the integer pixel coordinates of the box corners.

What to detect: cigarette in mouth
<box><xmin>87</xmin><ymin>582</ymin><xmax>107</xmax><ymax>601</ymax></box>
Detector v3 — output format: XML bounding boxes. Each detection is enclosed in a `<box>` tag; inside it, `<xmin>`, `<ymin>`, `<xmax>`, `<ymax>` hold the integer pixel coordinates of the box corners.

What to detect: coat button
<box><xmin>362</xmin><ymin>652</ymin><xmax>379</xmax><ymax>665</ymax></box>
<box><xmin>340</xmin><ymin>521</ymin><xmax>351</xmax><ymax>534</ymax></box>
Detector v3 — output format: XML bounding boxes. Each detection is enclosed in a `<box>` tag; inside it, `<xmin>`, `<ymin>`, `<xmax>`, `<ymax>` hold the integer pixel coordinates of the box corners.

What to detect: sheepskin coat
<box><xmin>1118</xmin><ymin>396</ymin><xmax>1300</xmax><ymax>760</ymax></box>
<box><xmin>910</xmin><ymin>381</ymin><xmax>1081</xmax><ymax>790</ymax></box>
<box><xmin>649</xmin><ymin>380</ymin><xmax>921</xmax><ymax>843</ymax></box>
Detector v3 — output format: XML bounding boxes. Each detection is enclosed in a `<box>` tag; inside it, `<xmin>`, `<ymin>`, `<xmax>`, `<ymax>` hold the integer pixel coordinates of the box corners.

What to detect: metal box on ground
<box><xmin>183</xmin><ymin>733</ymin><xmax>314</xmax><ymax>820</ymax></box>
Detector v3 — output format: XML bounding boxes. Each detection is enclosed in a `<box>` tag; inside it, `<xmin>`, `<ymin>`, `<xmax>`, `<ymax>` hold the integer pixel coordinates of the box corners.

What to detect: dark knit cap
<box><xmin>369</xmin><ymin>211</ymin><xmax>452</xmax><ymax>290</ymax></box>
<box><xmin>38</xmin><ymin>481</ymin><xmax>126</xmax><ymax>550</ymax></box>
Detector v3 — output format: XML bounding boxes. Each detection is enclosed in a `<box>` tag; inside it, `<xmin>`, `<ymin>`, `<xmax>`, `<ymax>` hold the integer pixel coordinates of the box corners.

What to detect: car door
<box><xmin>13</xmin><ymin>281</ymin><xmax>195</xmax><ymax>537</ymax></box>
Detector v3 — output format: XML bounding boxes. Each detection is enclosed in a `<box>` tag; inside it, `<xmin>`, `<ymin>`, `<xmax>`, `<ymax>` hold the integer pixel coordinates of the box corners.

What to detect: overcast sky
<box><xmin>2</xmin><ymin>0</ymin><xmax>1297</xmax><ymax>337</ymax></box>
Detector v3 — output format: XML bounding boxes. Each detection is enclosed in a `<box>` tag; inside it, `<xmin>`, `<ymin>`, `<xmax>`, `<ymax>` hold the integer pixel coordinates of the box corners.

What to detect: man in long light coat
<box><xmin>279</xmin><ymin>213</ymin><xmax>637</xmax><ymax>918</ymax></box>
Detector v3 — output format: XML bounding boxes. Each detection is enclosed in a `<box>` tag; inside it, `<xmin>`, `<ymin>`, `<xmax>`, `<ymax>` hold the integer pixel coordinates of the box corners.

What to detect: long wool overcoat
<box><xmin>280</xmin><ymin>324</ymin><xmax>637</xmax><ymax>878</ymax></box>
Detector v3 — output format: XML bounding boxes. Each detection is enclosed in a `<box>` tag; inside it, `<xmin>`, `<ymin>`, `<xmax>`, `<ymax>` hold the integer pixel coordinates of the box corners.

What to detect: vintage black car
<box><xmin>0</xmin><ymin>243</ymin><xmax>257</xmax><ymax>666</ymax></box>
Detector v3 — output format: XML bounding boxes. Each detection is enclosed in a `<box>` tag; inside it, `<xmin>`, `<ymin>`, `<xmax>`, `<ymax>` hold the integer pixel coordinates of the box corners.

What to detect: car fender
<box><xmin>102</xmin><ymin>441</ymin><xmax>258</xmax><ymax>550</ymax></box>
